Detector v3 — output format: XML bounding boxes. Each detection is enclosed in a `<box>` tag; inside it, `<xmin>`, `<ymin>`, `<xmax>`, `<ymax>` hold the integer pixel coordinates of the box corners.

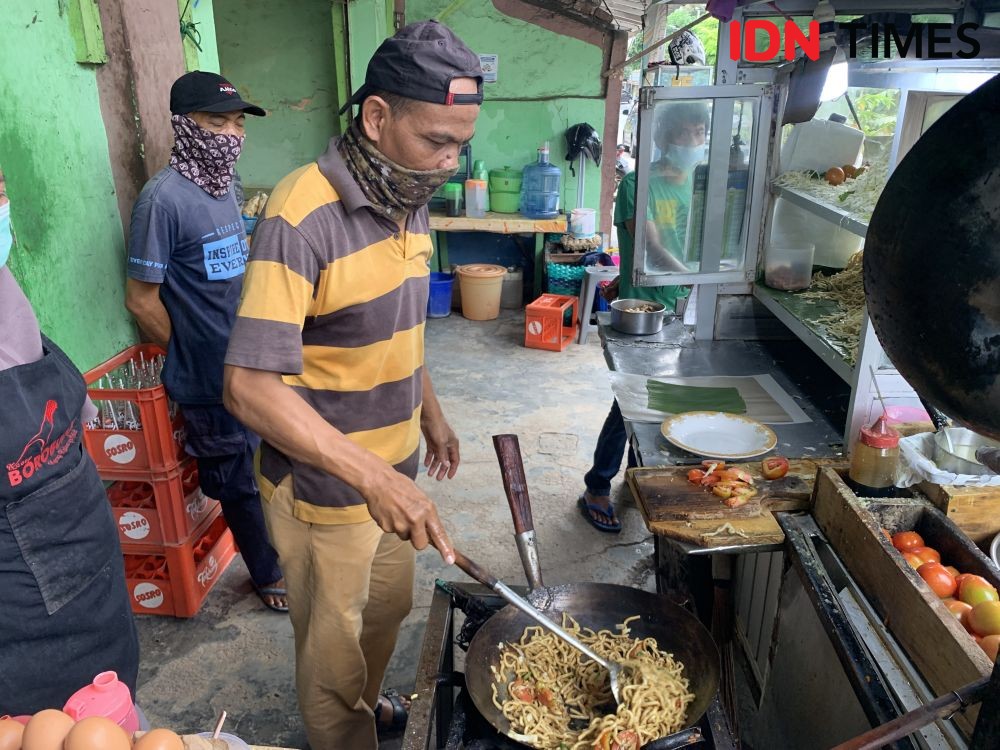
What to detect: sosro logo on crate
<box><xmin>119</xmin><ymin>511</ymin><xmax>151</xmax><ymax>541</ymax></box>
<box><xmin>133</xmin><ymin>582</ymin><xmax>165</xmax><ymax>609</ymax></box>
<box><xmin>104</xmin><ymin>434</ymin><xmax>137</xmax><ymax>464</ymax></box>
<box><xmin>728</xmin><ymin>20</ymin><xmax>982</xmax><ymax>61</ymax></box>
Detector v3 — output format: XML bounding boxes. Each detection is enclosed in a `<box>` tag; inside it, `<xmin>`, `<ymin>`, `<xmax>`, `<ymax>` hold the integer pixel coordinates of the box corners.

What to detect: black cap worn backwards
<box><xmin>170</xmin><ymin>71</ymin><xmax>266</xmax><ymax>117</ymax></box>
<box><xmin>339</xmin><ymin>20</ymin><xmax>483</xmax><ymax>116</ymax></box>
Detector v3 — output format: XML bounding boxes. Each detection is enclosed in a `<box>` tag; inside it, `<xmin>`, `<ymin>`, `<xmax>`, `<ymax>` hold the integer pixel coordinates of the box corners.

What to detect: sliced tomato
<box><xmin>718</xmin><ymin>468</ymin><xmax>755</xmax><ymax>484</ymax></box>
<box><xmin>702</xmin><ymin>460</ymin><xmax>725</xmax><ymax>470</ymax></box>
<box><xmin>761</xmin><ymin>456</ymin><xmax>790</xmax><ymax>480</ymax></box>
<box><xmin>536</xmin><ymin>687</ymin><xmax>555</xmax><ymax>708</ymax></box>
<box><xmin>509</xmin><ymin>679</ymin><xmax>535</xmax><ymax>703</ymax></box>
<box><xmin>712</xmin><ymin>483</ymin><xmax>735</xmax><ymax>500</ymax></box>
<box><xmin>593</xmin><ymin>729</ymin><xmax>613</xmax><ymax>750</ymax></box>
<box><xmin>688</xmin><ymin>469</ymin><xmax>706</xmax><ymax>484</ymax></box>
<box><xmin>723</xmin><ymin>494</ymin><xmax>752</xmax><ymax>509</ymax></box>
<box><xmin>700</xmin><ymin>473</ymin><xmax>721</xmax><ymax>486</ymax></box>
<box><xmin>612</xmin><ymin>730</ymin><xmax>640</xmax><ymax>750</ymax></box>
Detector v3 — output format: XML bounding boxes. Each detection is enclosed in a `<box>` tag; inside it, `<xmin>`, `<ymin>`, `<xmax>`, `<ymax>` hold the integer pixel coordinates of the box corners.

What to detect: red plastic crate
<box><xmin>83</xmin><ymin>344</ymin><xmax>186</xmax><ymax>476</ymax></box>
<box><xmin>122</xmin><ymin>514</ymin><xmax>236</xmax><ymax>618</ymax></box>
<box><xmin>524</xmin><ymin>294</ymin><xmax>578</xmax><ymax>352</ymax></box>
<box><xmin>107</xmin><ymin>458</ymin><xmax>219</xmax><ymax>546</ymax></box>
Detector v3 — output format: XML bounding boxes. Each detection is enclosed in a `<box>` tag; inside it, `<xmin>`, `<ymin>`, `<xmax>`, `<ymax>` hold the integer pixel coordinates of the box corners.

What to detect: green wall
<box><xmin>0</xmin><ymin>1</ymin><xmax>135</xmax><ymax>371</ymax></box>
<box><xmin>214</xmin><ymin>0</ymin><xmax>341</xmax><ymax>189</ymax></box>
<box><xmin>405</xmin><ymin>1</ymin><xmax>606</xmax><ymax>210</ymax></box>
<box><xmin>180</xmin><ymin>0</ymin><xmax>221</xmax><ymax>73</ymax></box>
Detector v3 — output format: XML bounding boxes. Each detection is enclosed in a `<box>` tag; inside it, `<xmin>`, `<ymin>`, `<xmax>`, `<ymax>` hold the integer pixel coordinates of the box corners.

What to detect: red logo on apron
<box><xmin>5</xmin><ymin>399</ymin><xmax>79</xmax><ymax>486</ymax></box>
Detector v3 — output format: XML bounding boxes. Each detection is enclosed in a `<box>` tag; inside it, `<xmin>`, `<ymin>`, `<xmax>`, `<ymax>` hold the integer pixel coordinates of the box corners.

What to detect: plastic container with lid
<box><xmin>520</xmin><ymin>142</ymin><xmax>561</xmax><ymax>219</ymax></box>
<box><xmin>464</xmin><ymin>179</ymin><xmax>488</xmax><ymax>218</ymax></box>
<box><xmin>848</xmin><ymin>414</ymin><xmax>901</xmax><ymax>497</ymax></box>
<box><xmin>62</xmin><ymin>671</ymin><xmax>140</xmax><ymax>734</ymax></box>
<box><xmin>489</xmin><ymin>166</ymin><xmax>521</xmax><ymax>214</ymax></box>
<box><xmin>472</xmin><ymin>160</ymin><xmax>490</xmax><ymax>211</ymax></box>
<box><xmin>456</xmin><ymin>264</ymin><xmax>506</xmax><ymax>320</ymax></box>
<box><xmin>764</xmin><ymin>244</ymin><xmax>815</xmax><ymax>291</ymax></box>
<box><xmin>442</xmin><ymin>183</ymin><xmax>463</xmax><ymax>217</ymax></box>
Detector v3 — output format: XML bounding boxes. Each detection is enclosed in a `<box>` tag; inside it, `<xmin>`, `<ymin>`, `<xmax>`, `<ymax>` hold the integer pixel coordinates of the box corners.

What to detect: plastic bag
<box><xmin>896</xmin><ymin>432</ymin><xmax>1000</xmax><ymax>488</ymax></box>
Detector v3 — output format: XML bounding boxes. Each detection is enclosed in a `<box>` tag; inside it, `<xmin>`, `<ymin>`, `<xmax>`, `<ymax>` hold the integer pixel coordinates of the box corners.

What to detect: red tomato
<box><xmin>536</xmin><ymin>687</ymin><xmax>555</xmax><ymax>709</ymax></box>
<box><xmin>718</xmin><ymin>468</ymin><xmax>755</xmax><ymax>484</ymax></box>
<box><xmin>969</xmin><ymin>601</ymin><xmax>1000</xmax><ymax>637</ymax></box>
<box><xmin>510</xmin><ymin>679</ymin><xmax>535</xmax><ymax>703</ymax></box>
<box><xmin>946</xmin><ymin>599</ymin><xmax>974</xmax><ymax>628</ymax></box>
<box><xmin>918</xmin><ymin>562</ymin><xmax>957</xmax><ymax>598</ymax></box>
<box><xmin>687</xmin><ymin>469</ymin><xmax>705</xmax><ymax>484</ymax></box>
<box><xmin>902</xmin><ymin>552</ymin><xmax>924</xmax><ymax>570</ymax></box>
<box><xmin>700</xmin><ymin>473</ymin><xmax>721</xmax><ymax>486</ymax></box>
<box><xmin>944</xmin><ymin>566</ymin><xmax>960</xmax><ymax>578</ymax></box>
<box><xmin>761</xmin><ymin>456</ymin><xmax>790</xmax><ymax>480</ymax></box>
<box><xmin>702</xmin><ymin>460</ymin><xmax>725</xmax><ymax>470</ymax></box>
<box><xmin>959</xmin><ymin>576</ymin><xmax>1000</xmax><ymax>607</ymax></box>
<box><xmin>911</xmin><ymin>546</ymin><xmax>941</xmax><ymax>565</ymax></box>
<box><xmin>892</xmin><ymin>531</ymin><xmax>925</xmax><ymax>552</ymax></box>
<box><xmin>980</xmin><ymin>634</ymin><xmax>1000</xmax><ymax>663</ymax></box>
<box><xmin>612</xmin><ymin>731</ymin><xmax>640</xmax><ymax>750</ymax></box>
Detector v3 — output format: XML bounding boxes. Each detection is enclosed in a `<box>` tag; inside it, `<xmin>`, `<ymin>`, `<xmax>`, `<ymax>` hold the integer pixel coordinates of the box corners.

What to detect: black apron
<box><xmin>0</xmin><ymin>336</ymin><xmax>139</xmax><ymax>714</ymax></box>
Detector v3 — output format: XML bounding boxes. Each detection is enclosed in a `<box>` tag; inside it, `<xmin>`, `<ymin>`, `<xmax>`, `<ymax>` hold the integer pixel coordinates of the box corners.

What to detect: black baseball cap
<box><xmin>339</xmin><ymin>20</ymin><xmax>483</xmax><ymax>116</ymax></box>
<box><xmin>170</xmin><ymin>71</ymin><xmax>266</xmax><ymax>117</ymax></box>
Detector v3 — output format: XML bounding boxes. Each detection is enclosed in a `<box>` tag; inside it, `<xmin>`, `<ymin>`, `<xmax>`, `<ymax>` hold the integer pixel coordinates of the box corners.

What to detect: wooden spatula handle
<box><xmin>493</xmin><ymin>434</ymin><xmax>534</xmax><ymax>534</ymax></box>
<box><xmin>452</xmin><ymin>550</ymin><xmax>498</xmax><ymax>589</ymax></box>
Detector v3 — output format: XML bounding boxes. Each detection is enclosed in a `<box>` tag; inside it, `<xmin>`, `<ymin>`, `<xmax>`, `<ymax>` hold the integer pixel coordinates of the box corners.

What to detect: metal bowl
<box><xmin>932</xmin><ymin>427</ymin><xmax>1000</xmax><ymax>475</ymax></box>
<box><xmin>609</xmin><ymin>298</ymin><xmax>667</xmax><ymax>335</ymax></box>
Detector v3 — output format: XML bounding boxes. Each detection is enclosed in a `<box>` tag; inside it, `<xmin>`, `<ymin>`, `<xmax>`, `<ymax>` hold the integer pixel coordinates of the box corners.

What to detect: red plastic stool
<box><xmin>524</xmin><ymin>294</ymin><xmax>578</xmax><ymax>352</ymax></box>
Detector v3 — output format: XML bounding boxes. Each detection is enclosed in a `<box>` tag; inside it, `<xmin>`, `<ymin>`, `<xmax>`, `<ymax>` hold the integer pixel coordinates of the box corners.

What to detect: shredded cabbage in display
<box><xmin>774</xmin><ymin>158</ymin><xmax>890</xmax><ymax>223</ymax></box>
<box><xmin>800</xmin><ymin>253</ymin><xmax>865</xmax><ymax>364</ymax></box>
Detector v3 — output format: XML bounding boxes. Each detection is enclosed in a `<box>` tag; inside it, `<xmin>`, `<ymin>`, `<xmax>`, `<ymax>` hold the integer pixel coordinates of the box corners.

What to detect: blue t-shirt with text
<box><xmin>127</xmin><ymin>168</ymin><xmax>248</xmax><ymax>405</ymax></box>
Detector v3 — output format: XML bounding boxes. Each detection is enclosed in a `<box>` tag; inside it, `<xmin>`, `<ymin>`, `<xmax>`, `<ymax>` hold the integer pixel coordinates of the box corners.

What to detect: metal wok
<box><xmin>863</xmin><ymin>73</ymin><xmax>1000</xmax><ymax>444</ymax></box>
<box><xmin>462</xmin><ymin>435</ymin><xmax>720</xmax><ymax>749</ymax></box>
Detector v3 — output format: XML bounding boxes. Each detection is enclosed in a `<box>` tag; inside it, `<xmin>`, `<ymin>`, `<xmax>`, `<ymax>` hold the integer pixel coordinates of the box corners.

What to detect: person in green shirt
<box><xmin>578</xmin><ymin>102</ymin><xmax>708</xmax><ymax>532</ymax></box>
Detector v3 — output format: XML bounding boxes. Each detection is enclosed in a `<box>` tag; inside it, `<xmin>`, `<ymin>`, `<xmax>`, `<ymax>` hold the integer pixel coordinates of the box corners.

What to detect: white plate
<box><xmin>660</xmin><ymin>411</ymin><xmax>777</xmax><ymax>460</ymax></box>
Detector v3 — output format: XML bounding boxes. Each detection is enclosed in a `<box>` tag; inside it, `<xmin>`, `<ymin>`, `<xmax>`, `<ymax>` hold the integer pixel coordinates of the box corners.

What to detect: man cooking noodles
<box><xmin>125</xmin><ymin>72</ymin><xmax>287</xmax><ymax>612</ymax></box>
<box><xmin>222</xmin><ymin>20</ymin><xmax>479</xmax><ymax>749</ymax></box>
<box><xmin>577</xmin><ymin>102</ymin><xmax>709</xmax><ymax>532</ymax></box>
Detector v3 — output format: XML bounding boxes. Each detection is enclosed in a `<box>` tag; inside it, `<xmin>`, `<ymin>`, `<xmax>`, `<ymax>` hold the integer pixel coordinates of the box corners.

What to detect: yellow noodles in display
<box><xmin>490</xmin><ymin>615</ymin><xmax>694</xmax><ymax>749</ymax></box>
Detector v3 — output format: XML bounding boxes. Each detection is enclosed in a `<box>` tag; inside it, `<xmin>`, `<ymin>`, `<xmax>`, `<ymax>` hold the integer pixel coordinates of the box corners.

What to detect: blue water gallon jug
<box><xmin>520</xmin><ymin>143</ymin><xmax>561</xmax><ymax>219</ymax></box>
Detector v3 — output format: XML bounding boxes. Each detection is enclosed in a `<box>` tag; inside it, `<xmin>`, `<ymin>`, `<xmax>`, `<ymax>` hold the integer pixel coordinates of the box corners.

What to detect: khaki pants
<box><xmin>262</xmin><ymin>475</ymin><xmax>414</xmax><ymax>750</ymax></box>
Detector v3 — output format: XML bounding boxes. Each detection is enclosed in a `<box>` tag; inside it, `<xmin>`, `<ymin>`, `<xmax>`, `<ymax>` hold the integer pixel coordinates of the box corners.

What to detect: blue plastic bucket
<box><xmin>427</xmin><ymin>272</ymin><xmax>454</xmax><ymax>318</ymax></box>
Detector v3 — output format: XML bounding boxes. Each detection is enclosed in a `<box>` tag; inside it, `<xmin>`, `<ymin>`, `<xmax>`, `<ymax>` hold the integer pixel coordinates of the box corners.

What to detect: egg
<box><xmin>63</xmin><ymin>717</ymin><xmax>131</xmax><ymax>750</ymax></box>
<box><xmin>133</xmin><ymin>728</ymin><xmax>184</xmax><ymax>750</ymax></box>
<box><xmin>21</xmin><ymin>709</ymin><xmax>74</xmax><ymax>750</ymax></box>
<box><xmin>0</xmin><ymin>718</ymin><xmax>25</xmax><ymax>750</ymax></box>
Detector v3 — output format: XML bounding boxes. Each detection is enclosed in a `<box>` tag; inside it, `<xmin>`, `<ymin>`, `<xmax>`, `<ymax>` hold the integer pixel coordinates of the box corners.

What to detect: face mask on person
<box><xmin>0</xmin><ymin>202</ymin><xmax>12</xmax><ymax>268</ymax></box>
<box><xmin>664</xmin><ymin>143</ymin><xmax>705</xmax><ymax>173</ymax></box>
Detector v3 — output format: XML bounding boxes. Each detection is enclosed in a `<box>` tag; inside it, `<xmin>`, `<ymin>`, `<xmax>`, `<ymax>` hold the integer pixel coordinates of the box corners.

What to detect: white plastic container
<box><xmin>781</xmin><ymin>115</ymin><xmax>864</xmax><ymax>174</ymax></box>
<box><xmin>764</xmin><ymin>244</ymin><xmax>815</xmax><ymax>291</ymax></box>
<box><xmin>770</xmin><ymin>197</ymin><xmax>864</xmax><ymax>268</ymax></box>
<box><xmin>464</xmin><ymin>179</ymin><xmax>487</xmax><ymax>218</ymax></box>
<box><xmin>569</xmin><ymin>208</ymin><xmax>597</xmax><ymax>238</ymax></box>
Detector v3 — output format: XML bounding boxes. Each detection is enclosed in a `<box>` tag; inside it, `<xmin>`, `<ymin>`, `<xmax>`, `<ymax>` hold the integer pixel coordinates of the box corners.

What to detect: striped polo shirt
<box><xmin>225</xmin><ymin>140</ymin><xmax>431</xmax><ymax>524</ymax></box>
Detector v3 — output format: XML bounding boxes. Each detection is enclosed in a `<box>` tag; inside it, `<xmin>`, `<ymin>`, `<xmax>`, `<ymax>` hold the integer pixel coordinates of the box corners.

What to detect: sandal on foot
<box><xmin>577</xmin><ymin>495</ymin><xmax>622</xmax><ymax>533</ymax></box>
<box><xmin>375</xmin><ymin>688</ymin><xmax>409</xmax><ymax>736</ymax></box>
<box><xmin>251</xmin><ymin>581</ymin><xmax>289</xmax><ymax>613</ymax></box>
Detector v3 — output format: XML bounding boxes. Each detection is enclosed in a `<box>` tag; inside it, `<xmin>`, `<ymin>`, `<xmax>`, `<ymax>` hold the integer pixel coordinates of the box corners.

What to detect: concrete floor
<box><xmin>135</xmin><ymin>310</ymin><xmax>657</xmax><ymax>748</ymax></box>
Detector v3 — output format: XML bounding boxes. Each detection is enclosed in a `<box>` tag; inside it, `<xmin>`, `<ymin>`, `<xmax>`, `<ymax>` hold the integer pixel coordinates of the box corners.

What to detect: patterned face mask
<box><xmin>338</xmin><ymin>119</ymin><xmax>457</xmax><ymax>222</ymax></box>
<box><xmin>169</xmin><ymin>114</ymin><xmax>244</xmax><ymax>198</ymax></box>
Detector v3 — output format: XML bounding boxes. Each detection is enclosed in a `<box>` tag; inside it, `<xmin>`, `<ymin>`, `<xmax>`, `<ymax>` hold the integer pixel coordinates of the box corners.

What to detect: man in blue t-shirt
<box><xmin>125</xmin><ymin>72</ymin><xmax>286</xmax><ymax>612</ymax></box>
<box><xmin>576</xmin><ymin>102</ymin><xmax>708</xmax><ymax>533</ymax></box>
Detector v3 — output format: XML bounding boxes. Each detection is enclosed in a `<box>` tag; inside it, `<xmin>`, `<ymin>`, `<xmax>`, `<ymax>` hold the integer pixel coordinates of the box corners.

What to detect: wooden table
<box><xmin>428</xmin><ymin>211</ymin><xmax>567</xmax><ymax>297</ymax></box>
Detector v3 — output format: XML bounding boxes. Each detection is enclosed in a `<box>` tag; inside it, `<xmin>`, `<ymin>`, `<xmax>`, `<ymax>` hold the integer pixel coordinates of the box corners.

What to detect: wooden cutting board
<box><xmin>626</xmin><ymin>459</ymin><xmax>842</xmax><ymax>549</ymax></box>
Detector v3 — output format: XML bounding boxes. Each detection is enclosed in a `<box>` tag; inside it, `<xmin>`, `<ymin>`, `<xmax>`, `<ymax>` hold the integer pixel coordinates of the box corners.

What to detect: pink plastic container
<box><xmin>63</xmin><ymin>671</ymin><xmax>140</xmax><ymax>733</ymax></box>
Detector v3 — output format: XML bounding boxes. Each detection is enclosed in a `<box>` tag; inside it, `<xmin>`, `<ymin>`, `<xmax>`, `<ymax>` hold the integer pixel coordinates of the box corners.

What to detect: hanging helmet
<box><xmin>668</xmin><ymin>30</ymin><xmax>706</xmax><ymax>66</ymax></box>
<box><xmin>565</xmin><ymin>123</ymin><xmax>602</xmax><ymax>176</ymax></box>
